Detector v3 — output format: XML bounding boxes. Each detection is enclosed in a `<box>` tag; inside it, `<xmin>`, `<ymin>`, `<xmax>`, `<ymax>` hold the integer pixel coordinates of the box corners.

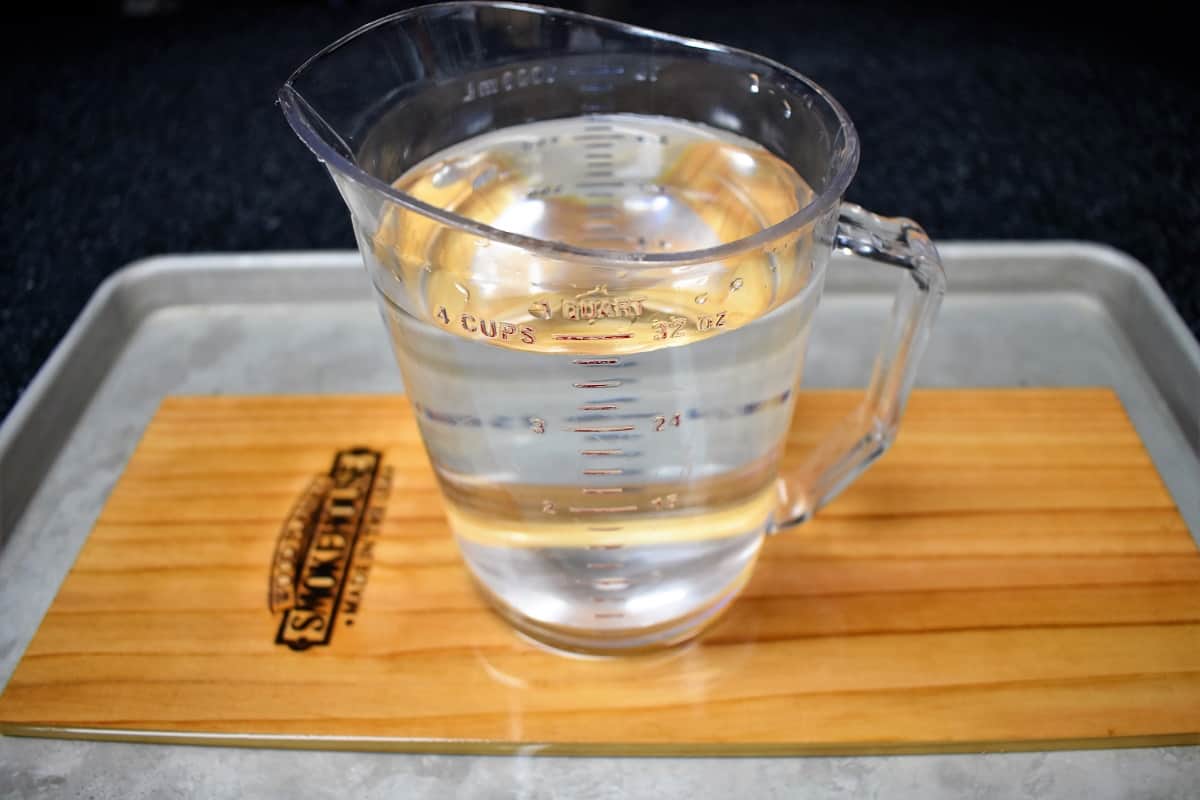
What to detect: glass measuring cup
<box><xmin>280</xmin><ymin>2</ymin><xmax>945</xmax><ymax>653</ymax></box>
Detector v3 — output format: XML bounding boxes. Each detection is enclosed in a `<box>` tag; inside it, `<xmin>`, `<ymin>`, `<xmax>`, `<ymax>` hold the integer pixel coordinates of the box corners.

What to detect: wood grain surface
<box><xmin>1</xmin><ymin>389</ymin><xmax>1197</xmax><ymax>755</ymax></box>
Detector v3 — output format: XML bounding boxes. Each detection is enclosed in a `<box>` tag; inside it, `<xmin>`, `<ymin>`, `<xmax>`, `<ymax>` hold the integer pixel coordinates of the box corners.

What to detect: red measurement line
<box><xmin>569</xmin><ymin>504</ymin><xmax>637</xmax><ymax>513</ymax></box>
<box><xmin>572</xmin><ymin>358</ymin><xmax>620</xmax><ymax>365</ymax></box>
<box><xmin>554</xmin><ymin>333</ymin><xmax>634</xmax><ymax>341</ymax></box>
<box><xmin>583</xmin><ymin>468</ymin><xmax>625</xmax><ymax>476</ymax></box>
<box><xmin>573</xmin><ymin>381</ymin><xmax>621</xmax><ymax>389</ymax></box>
<box><xmin>581</xmin><ymin>450</ymin><xmax>623</xmax><ymax>456</ymax></box>
<box><xmin>573</xmin><ymin>426</ymin><xmax>634</xmax><ymax>433</ymax></box>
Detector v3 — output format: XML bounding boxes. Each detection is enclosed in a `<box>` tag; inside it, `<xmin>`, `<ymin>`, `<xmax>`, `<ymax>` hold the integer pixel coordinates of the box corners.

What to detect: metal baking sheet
<box><xmin>1</xmin><ymin>243</ymin><xmax>1198</xmax><ymax>797</ymax></box>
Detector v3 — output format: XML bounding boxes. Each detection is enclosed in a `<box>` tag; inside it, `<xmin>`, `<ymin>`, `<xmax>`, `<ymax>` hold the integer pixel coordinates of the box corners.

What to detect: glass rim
<box><xmin>279</xmin><ymin>0</ymin><xmax>861</xmax><ymax>266</ymax></box>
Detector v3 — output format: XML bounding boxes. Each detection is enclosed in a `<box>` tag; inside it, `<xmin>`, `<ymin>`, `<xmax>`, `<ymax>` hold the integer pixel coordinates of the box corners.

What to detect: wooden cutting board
<box><xmin>1</xmin><ymin>389</ymin><xmax>1197</xmax><ymax>755</ymax></box>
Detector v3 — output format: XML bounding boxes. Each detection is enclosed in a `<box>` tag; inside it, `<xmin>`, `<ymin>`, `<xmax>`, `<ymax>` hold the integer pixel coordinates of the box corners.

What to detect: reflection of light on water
<box><xmin>710</xmin><ymin>107</ymin><xmax>742</xmax><ymax>131</ymax></box>
<box><xmin>471</xmin><ymin>629</ymin><xmax>754</xmax><ymax>695</ymax></box>
<box><xmin>468</xmin><ymin>615</ymin><xmax>764</xmax><ymax>749</ymax></box>
<box><xmin>521</xmin><ymin>592</ymin><xmax>571</xmax><ymax>631</ymax></box>
<box><xmin>494</xmin><ymin>198</ymin><xmax>545</xmax><ymax>234</ymax></box>
<box><xmin>624</xmin><ymin>586</ymin><xmax>687</xmax><ymax>616</ymax></box>
<box><xmin>621</xmin><ymin>194</ymin><xmax>671</xmax><ymax>214</ymax></box>
<box><xmin>727</xmin><ymin>150</ymin><xmax>756</xmax><ymax>173</ymax></box>
<box><xmin>474</xmin><ymin>635</ymin><xmax>711</xmax><ymax>690</ymax></box>
<box><xmin>509</xmin><ymin>743</ymin><xmax>547</xmax><ymax>778</ymax></box>
<box><xmin>477</xmin><ymin>651</ymin><xmax>531</xmax><ymax>690</ymax></box>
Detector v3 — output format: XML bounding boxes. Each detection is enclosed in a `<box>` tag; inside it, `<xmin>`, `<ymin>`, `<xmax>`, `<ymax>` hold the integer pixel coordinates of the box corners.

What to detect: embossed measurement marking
<box><xmin>583</xmin><ymin>489</ymin><xmax>628</xmax><ymax>501</ymax></box>
<box><xmin>553</xmin><ymin>333</ymin><xmax>634</xmax><ymax>341</ymax></box>
<box><xmin>570</xmin><ymin>342</ymin><xmax>640</xmax><ymax>563</ymax></box>
<box><xmin>570</xmin><ymin>505</ymin><xmax>638</xmax><ymax>514</ymax></box>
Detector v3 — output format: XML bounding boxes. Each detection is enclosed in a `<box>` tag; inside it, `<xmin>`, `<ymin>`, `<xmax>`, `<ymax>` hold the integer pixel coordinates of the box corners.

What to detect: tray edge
<box><xmin>2</xmin><ymin>721</ymin><xmax>1197</xmax><ymax>758</ymax></box>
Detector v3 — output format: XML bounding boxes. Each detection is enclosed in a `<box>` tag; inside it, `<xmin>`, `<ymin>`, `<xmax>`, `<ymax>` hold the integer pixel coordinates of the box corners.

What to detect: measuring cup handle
<box><xmin>775</xmin><ymin>202</ymin><xmax>947</xmax><ymax>528</ymax></box>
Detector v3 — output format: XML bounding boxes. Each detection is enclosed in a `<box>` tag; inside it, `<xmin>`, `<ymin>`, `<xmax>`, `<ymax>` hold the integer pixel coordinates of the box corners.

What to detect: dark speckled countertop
<box><xmin>3</xmin><ymin>0</ymin><xmax>1197</xmax><ymax>419</ymax></box>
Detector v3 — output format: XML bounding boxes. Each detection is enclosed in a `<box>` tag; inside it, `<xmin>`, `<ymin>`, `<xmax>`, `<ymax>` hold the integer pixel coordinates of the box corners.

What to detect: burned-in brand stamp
<box><xmin>269</xmin><ymin>448</ymin><xmax>392</xmax><ymax>650</ymax></box>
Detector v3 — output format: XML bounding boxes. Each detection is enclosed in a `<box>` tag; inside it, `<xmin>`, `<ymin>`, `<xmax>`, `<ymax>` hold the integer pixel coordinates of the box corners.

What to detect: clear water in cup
<box><xmin>363</xmin><ymin>113</ymin><xmax>827</xmax><ymax>649</ymax></box>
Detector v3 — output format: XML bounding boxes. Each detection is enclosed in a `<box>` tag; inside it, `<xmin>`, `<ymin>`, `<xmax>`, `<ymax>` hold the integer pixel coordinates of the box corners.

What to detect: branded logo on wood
<box><xmin>269</xmin><ymin>448</ymin><xmax>392</xmax><ymax>650</ymax></box>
